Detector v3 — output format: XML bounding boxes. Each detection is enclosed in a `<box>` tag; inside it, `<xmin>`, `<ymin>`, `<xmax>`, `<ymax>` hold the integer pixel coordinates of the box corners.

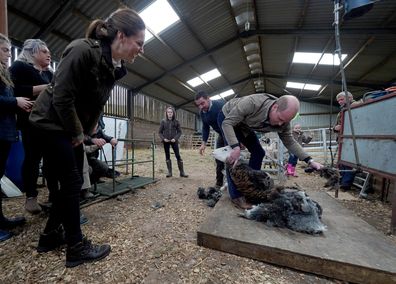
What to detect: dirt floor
<box><xmin>0</xmin><ymin>148</ymin><xmax>394</xmax><ymax>283</ymax></box>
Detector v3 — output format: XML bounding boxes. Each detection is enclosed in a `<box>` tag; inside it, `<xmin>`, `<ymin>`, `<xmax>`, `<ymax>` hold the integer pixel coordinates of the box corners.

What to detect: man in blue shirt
<box><xmin>195</xmin><ymin>91</ymin><xmax>225</xmax><ymax>189</ymax></box>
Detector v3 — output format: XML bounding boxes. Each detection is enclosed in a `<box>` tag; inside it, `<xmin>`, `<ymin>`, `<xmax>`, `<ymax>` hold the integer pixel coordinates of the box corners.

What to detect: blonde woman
<box><xmin>0</xmin><ymin>33</ymin><xmax>32</xmax><ymax>242</ymax></box>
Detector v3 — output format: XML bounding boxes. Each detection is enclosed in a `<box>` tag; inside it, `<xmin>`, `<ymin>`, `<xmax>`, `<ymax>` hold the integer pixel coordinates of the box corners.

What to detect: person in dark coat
<box><xmin>28</xmin><ymin>8</ymin><xmax>146</xmax><ymax>267</ymax></box>
<box><xmin>194</xmin><ymin>90</ymin><xmax>225</xmax><ymax>188</ymax></box>
<box><xmin>84</xmin><ymin>121</ymin><xmax>118</xmax><ymax>184</ymax></box>
<box><xmin>158</xmin><ymin>106</ymin><xmax>188</xmax><ymax>178</ymax></box>
<box><xmin>9</xmin><ymin>38</ymin><xmax>55</xmax><ymax>214</ymax></box>
<box><xmin>0</xmin><ymin>33</ymin><xmax>32</xmax><ymax>242</ymax></box>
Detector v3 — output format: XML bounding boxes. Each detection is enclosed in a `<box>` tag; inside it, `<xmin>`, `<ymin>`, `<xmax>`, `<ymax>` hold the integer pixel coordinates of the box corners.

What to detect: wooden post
<box><xmin>0</xmin><ymin>0</ymin><xmax>8</xmax><ymax>36</ymax></box>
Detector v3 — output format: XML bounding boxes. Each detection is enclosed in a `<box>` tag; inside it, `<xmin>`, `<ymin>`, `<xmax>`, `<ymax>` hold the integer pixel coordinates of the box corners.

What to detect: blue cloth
<box><xmin>218</xmin><ymin>111</ymin><xmax>265</xmax><ymax>199</ymax></box>
<box><xmin>200</xmin><ymin>100</ymin><xmax>224</xmax><ymax>142</ymax></box>
<box><xmin>339</xmin><ymin>164</ymin><xmax>356</xmax><ymax>187</ymax></box>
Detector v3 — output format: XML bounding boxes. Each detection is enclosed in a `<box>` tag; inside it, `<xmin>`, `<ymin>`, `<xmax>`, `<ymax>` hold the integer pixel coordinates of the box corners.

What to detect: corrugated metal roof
<box><xmin>6</xmin><ymin>0</ymin><xmax>396</xmax><ymax>113</ymax></box>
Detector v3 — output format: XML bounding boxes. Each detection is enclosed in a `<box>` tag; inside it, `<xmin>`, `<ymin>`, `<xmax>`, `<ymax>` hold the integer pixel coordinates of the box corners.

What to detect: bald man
<box><xmin>218</xmin><ymin>93</ymin><xmax>323</xmax><ymax>209</ymax></box>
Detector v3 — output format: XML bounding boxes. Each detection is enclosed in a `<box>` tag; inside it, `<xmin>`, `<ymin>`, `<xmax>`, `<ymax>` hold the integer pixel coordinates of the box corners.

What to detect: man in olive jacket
<box><xmin>219</xmin><ymin>93</ymin><xmax>323</xmax><ymax>209</ymax></box>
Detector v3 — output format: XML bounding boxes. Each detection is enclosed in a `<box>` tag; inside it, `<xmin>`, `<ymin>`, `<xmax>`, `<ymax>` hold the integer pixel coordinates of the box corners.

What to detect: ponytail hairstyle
<box><xmin>85</xmin><ymin>8</ymin><xmax>145</xmax><ymax>42</ymax></box>
<box><xmin>0</xmin><ymin>33</ymin><xmax>13</xmax><ymax>87</ymax></box>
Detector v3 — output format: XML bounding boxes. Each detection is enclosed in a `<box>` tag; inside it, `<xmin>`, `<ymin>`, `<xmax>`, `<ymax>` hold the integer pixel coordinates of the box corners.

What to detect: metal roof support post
<box><xmin>0</xmin><ymin>0</ymin><xmax>8</xmax><ymax>35</ymax></box>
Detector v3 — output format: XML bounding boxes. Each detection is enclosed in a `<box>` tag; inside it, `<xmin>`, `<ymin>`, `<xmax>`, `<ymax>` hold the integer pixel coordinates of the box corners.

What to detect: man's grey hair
<box><xmin>336</xmin><ymin>91</ymin><xmax>353</xmax><ymax>100</ymax></box>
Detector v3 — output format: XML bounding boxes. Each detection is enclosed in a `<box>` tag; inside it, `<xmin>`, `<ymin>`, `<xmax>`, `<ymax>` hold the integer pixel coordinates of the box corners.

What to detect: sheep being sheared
<box><xmin>241</xmin><ymin>188</ymin><xmax>326</xmax><ymax>234</ymax></box>
<box><xmin>212</xmin><ymin>146</ymin><xmax>275</xmax><ymax>203</ymax></box>
<box><xmin>212</xmin><ymin>146</ymin><xmax>326</xmax><ymax>234</ymax></box>
<box><xmin>228</xmin><ymin>162</ymin><xmax>276</xmax><ymax>204</ymax></box>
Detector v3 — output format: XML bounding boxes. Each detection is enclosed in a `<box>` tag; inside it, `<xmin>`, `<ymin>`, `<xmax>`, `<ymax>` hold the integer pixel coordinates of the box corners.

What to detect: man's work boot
<box><xmin>65</xmin><ymin>237</ymin><xmax>111</xmax><ymax>268</ymax></box>
<box><xmin>177</xmin><ymin>160</ymin><xmax>188</xmax><ymax>178</ymax></box>
<box><xmin>166</xmin><ymin>160</ymin><xmax>172</xmax><ymax>178</ymax></box>
<box><xmin>231</xmin><ymin>197</ymin><xmax>253</xmax><ymax>210</ymax></box>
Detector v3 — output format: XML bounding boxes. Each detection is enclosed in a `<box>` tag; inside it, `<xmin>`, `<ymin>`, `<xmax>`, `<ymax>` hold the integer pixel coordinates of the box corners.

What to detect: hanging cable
<box><xmin>333</xmin><ymin>0</ymin><xmax>361</xmax><ymax>169</ymax></box>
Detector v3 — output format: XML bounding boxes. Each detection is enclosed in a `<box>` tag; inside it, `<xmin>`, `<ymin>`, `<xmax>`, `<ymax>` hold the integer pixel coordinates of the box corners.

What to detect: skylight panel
<box><xmin>201</xmin><ymin>68</ymin><xmax>221</xmax><ymax>82</ymax></box>
<box><xmin>139</xmin><ymin>0</ymin><xmax>179</xmax><ymax>41</ymax></box>
<box><xmin>293</xmin><ymin>52</ymin><xmax>347</xmax><ymax>65</ymax></box>
<box><xmin>292</xmin><ymin>52</ymin><xmax>321</xmax><ymax>64</ymax></box>
<box><xmin>304</xmin><ymin>84</ymin><xmax>321</xmax><ymax>91</ymax></box>
<box><xmin>286</xmin><ymin>82</ymin><xmax>305</xmax><ymax>89</ymax></box>
<box><xmin>286</xmin><ymin>81</ymin><xmax>321</xmax><ymax>91</ymax></box>
<box><xmin>319</xmin><ymin>53</ymin><xmax>348</xmax><ymax>65</ymax></box>
<box><xmin>187</xmin><ymin>77</ymin><xmax>204</xmax><ymax>87</ymax></box>
<box><xmin>211</xmin><ymin>89</ymin><xmax>234</xmax><ymax>100</ymax></box>
<box><xmin>187</xmin><ymin>68</ymin><xmax>222</xmax><ymax>87</ymax></box>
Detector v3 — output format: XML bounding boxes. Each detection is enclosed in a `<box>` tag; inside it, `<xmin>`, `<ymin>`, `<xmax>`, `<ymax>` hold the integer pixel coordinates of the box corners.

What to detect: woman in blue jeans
<box><xmin>0</xmin><ymin>33</ymin><xmax>32</xmax><ymax>242</ymax></box>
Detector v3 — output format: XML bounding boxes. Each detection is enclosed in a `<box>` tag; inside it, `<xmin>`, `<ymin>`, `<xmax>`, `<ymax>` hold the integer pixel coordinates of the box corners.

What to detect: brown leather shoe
<box><xmin>231</xmin><ymin>197</ymin><xmax>253</xmax><ymax>210</ymax></box>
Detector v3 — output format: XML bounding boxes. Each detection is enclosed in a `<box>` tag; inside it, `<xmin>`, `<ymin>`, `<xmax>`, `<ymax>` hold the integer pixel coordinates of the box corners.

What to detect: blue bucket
<box><xmin>5</xmin><ymin>131</ymin><xmax>24</xmax><ymax>191</ymax></box>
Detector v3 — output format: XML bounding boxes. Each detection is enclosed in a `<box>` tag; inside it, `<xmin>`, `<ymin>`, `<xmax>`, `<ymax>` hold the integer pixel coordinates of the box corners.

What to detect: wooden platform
<box><xmin>197</xmin><ymin>191</ymin><xmax>396</xmax><ymax>284</ymax></box>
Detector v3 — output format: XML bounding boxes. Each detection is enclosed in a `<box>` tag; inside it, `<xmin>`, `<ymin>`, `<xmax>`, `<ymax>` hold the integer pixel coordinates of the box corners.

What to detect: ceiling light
<box><xmin>250</xmin><ymin>69</ymin><xmax>262</xmax><ymax>74</ymax></box>
<box><xmin>249</xmin><ymin>62</ymin><xmax>261</xmax><ymax>69</ymax></box>
<box><xmin>243</xmin><ymin>42</ymin><xmax>259</xmax><ymax>52</ymax></box>
<box><xmin>247</xmin><ymin>54</ymin><xmax>260</xmax><ymax>62</ymax></box>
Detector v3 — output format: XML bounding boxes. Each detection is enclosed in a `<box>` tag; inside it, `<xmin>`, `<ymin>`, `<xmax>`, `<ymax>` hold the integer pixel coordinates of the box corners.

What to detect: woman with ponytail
<box><xmin>29</xmin><ymin>8</ymin><xmax>145</xmax><ymax>267</ymax></box>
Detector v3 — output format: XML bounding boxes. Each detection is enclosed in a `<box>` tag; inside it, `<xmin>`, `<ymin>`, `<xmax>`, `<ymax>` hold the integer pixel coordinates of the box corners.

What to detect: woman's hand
<box><xmin>16</xmin><ymin>97</ymin><xmax>33</xmax><ymax>112</ymax></box>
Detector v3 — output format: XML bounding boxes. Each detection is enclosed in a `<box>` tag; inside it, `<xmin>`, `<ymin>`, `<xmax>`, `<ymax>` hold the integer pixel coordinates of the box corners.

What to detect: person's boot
<box><xmin>25</xmin><ymin>197</ymin><xmax>42</xmax><ymax>214</ymax></box>
<box><xmin>177</xmin><ymin>160</ymin><xmax>188</xmax><ymax>178</ymax></box>
<box><xmin>166</xmin><ymin>160</ymin><xmax>172</xmax><ymax>178</ymax></box>
<box><xmin>80</xmin><ymin>188</ymin><xmax>94</xmax><ymax>200</ymax></box>
<box><xmin>0</xmin><ymin>229</ymin><xmax>12</xmax><ymax>242</ymax></box>
<box><xmin>37</xmin><ymin>225</ymin><xmax>66</xmax><ymax>253</ymax></box>
<box><xmin>0</xmin><ymin>216</ymin><xmax>26</xmax><ymax>229</ymax></box>
<box><xmin>0</xmin><ymin>196</ymin><xmax>26</xmax><ymax>229</ymax></box>
<box><xmin>286</xmin><ymin>163</ymin><xmax>293</xmax><ymax>176</ymax></box>
<box><xmin>65</xmin><ymin>237</ymin><xmax>111</xmax><ymax>268</ymax></box>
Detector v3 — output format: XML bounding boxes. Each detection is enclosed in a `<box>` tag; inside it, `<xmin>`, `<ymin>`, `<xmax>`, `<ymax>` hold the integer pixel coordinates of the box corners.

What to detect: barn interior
<box><xmin>1</xmin><ymin>0</ymin><xmax>396</xmax><ymax>283</ymax></box>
